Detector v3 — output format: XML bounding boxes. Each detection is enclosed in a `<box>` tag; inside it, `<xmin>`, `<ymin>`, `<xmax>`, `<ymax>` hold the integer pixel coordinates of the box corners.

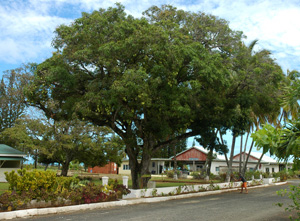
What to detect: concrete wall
<box><xmin>123</xmin><ymin>179</ymin><xmax>264</xmax><ymax>199</ymax></box>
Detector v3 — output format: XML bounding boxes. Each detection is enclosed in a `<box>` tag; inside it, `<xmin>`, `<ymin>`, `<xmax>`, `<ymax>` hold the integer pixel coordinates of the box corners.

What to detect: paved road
<box><xmin>18</xmin><ymin>180</ymin><xmax>299</xmax><ymax>221</ymax></box>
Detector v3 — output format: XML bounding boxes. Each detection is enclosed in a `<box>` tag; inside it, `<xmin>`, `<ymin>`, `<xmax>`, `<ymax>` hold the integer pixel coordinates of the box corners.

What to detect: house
<box><xmin>119</xmin><ymin>158</ymin><xmax>167</xmax><ymax>175</ymax></box>
<box><xmin>170</xmin><ymin>146</ymin><xmax>289</xmax><ymax>174</ymax></box>
<box><xmin>88</xmin><ymin>162</ymin><xmax>119</xmax><ymax>174</ymax></box>
<box><xmin>0</xmin><ymin>144</ymin><xmax>26</xmax><ymax>182</ymax></box>
<box><xmin>118</xmin><ymin>146</ymin><xmax>289</xmax><ymax>175</ymax></box>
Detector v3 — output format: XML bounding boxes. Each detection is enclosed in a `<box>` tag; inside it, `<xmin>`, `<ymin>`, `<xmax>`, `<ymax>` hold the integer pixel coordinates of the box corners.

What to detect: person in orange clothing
<box><xmin>238</xmin><ymin>173</ymin><xmax>248</xmax><ymax>194</ymax></box>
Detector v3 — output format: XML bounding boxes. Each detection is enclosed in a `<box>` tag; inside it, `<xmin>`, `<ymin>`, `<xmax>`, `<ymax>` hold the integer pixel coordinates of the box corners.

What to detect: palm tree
<box><xmin>223</xmin><ymin>39</ymin><xmax>284</xmax><ymax>178</ymax></box>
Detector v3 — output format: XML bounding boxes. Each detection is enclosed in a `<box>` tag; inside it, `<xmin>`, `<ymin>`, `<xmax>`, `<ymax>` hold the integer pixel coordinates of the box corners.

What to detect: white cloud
<box><xmin>0</xmin><ymin>1</ymin><xmax>71</xmax><ymax>65</ymax></box>
<box><xmin>0</xmin><ymin>0</ymin><xmax>299</xmax><ymax>73</ymax></box>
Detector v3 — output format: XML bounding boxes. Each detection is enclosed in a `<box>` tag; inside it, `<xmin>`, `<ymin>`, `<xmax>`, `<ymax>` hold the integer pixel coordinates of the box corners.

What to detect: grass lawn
<box><xmin>83</xmin><ymin>173</ymin><xmax>223</xmax><ymax>189</ymax></box>
<box><xmin>0</xmin><ymin>183</ymin><xmax>9</xmax><ymax>194</ymax></box>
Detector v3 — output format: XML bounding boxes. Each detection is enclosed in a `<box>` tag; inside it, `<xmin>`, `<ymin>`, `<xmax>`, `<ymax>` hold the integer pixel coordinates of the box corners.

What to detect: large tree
<box><xmin>38</xmin><ymin>118</ymin><xmax>124</xmax><ymax>176</ymax></box>
<box><xmin>27</xmin><ymin>4</ymin><xmax>279</xmax><ymax>188</ymax></box>
<box><xmin>0</xmin><ymin>64</ymin><xmax>34</xmax><ymax>132</ymax></box>
<box><xmin>219</xmin><ymin>39</ymin><xmax>284</xmax><ymax>181</ymax></box>
<box><xmin>1</xmin><ymin>115</ymin><xmax>123</xmax><ymax>175</ymax></box>
<box><xmin>0</xmin><ymin>116</ymin><xmax>47</xmax><ymax>168</ymax></box>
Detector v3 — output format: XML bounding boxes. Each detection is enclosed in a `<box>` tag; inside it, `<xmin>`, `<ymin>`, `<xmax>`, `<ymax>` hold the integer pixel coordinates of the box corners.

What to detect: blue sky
<box><xmin>1</xmin><ymin>0</ymin><xmax>300</xmax><ymax>76</ymax></box>
<box><xmin>1</xmin><ymin>0</ymin><xmax>300</xmax><ymax>155</ymax></box>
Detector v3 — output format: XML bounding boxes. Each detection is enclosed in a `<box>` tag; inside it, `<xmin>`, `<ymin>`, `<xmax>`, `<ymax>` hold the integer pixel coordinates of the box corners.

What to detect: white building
<box><xmin>119</xmin><ymin>146</ymin><xmax>290</xmax><ymax>175</ymax></box>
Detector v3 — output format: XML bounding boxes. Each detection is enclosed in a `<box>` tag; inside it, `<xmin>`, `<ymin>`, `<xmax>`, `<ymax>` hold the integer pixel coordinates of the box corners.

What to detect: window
<box><xmin>216</xmin><ymin>167</ymin><xmax>220</xmax><ymax>172</ymax></box>
<box><xmin>266</xmin><ymin>168</ymin><xmax>269</xmax><ymax>173</ymax></box>
<box><xmin>249</xmin><ymin>168</ymin><xmax>254</xmax><ymax>171</ymax></box>
<box><xmin>152</xmin><ymin>162</ymin><xmax>155</xmax><ymax>167</ymax></box>
<box><xmin>123</xmin><ymin>164</ymin><xmax>130</xmax><ymax>170</ymax></box>
<box><xmin>272</xmin><ymin>168</ymin><xmax>275</xmax><ymax>173</ymax></box>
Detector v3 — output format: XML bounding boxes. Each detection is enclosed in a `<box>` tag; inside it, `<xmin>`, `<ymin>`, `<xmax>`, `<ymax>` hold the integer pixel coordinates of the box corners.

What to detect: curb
<box><xmin>0</xmin><ymin>182</ymin><xmax>288</xmax><ymax>220</ymax></box>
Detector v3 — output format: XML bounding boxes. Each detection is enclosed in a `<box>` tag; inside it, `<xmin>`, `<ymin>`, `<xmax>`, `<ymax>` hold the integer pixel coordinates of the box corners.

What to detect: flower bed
<box><xmin>0</xmin><ymin>169</ymin><xmax>130</xmax><ymax>212</ymax></box>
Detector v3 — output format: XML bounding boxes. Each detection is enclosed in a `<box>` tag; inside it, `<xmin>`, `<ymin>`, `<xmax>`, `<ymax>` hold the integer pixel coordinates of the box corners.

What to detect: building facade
<box><xmin>0</xmin><ymin>144</ymin><xmax>26</xmax><ymax>182</ymax></box>
<box><xmin>118</xmin><ymin>146</ymin><xmax>290</xmax><ymax>175</ymax></box>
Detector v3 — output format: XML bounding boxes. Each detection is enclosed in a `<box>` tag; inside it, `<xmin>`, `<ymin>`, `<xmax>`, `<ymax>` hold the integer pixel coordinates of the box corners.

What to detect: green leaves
<box><xmin>251</xmin><ymin>124</ymin><xmax>280</xmax><ymax>155</ymax></box>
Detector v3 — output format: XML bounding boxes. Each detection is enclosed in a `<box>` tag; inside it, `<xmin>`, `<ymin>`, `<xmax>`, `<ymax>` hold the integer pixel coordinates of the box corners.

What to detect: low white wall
<box><xmin>123</xmin><ymin>179</ymin><xmax>264</xmax><ymax>199</ymax></box>
<box><xmin>263</xmin><ymin>177</ymin><xmax>280</xmax><ymax>184</ymax></box>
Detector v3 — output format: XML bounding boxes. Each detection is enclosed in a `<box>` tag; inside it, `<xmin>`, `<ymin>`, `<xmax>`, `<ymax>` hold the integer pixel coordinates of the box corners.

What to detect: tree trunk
<box><xmin>34</xmin><ymin>149</ymin><xmax>38</xmax><ymax>169</ymax></box>
<box><xmin>243</xmin><ymin>133</ymin><xmax>249</xmax><ymax>164</ymax></box>
<box><xmin>173</xmin><ymin>143</ymin><xmax>178</xmax><ymax>180</ymax></box>
<box><xmin>219</xmin><ymin>130</ymin><xmax>229</xmax><ymax>167</ymax></box>
<box><xmin>225</xmin><ymin>135</ymin><xmax>236</xmax><ymax>182</ymax></box>
<box><xmin>130</xmin><ymin>162</ymin><xmax>140</xmax><ymax>189</ymax></box>
<box><xmin>140</xmin><ymin>152</ymin><xmax>151</xmax><ymax>188</ymax></box>
<box><xmin>44</xmin><ymin>164</ymin><xmax>49</xmax><ymax>171</ymax></box>
<box><xmin>254</xmin><ymin>153</ymin><xmax>264</xmax><ymax>171</ymax></box>
<box><xmin>239</xmin><ymin>135</ymin><xmax>243</xmax><ymax>173</ymax></box>
<box><xmin>60</xmin><ymin>158</ymin><xmax>71</xmax><ymax>176</ymax></box>
<box><xmin>126</xmin><ymin>140</ymin><xmax>153</xmax><ymax>189</ymax></box>
<box><xmin>242</xmin><ymin>140</ymin><xmax>254</xmax><ymax>174</ymax></box>
<box><xmin>206</xmin><ymin>147</ymin><xmax>214</xmax><ymax>176</ymax></box>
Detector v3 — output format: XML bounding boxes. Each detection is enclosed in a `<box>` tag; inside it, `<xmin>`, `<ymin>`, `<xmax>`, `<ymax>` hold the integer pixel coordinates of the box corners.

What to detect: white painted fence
<box><xmin>122</xmin><ymin>179</ymin><xmax>268</xmax><ymax>199</ymax></box>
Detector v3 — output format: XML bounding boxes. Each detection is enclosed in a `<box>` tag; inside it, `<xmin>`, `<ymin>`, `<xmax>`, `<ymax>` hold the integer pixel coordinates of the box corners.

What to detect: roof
<box><xmin>0</xmin><ymin>144</ymin><xmax>26</xmax><ymax>157</ymax></box>
<box><xmin>169</xmin><ymin>146</ymin><xmax>226</xmax><ymax>161</ymax></box>
<box><xmin>122</xmin><ymin>157</ymin><xmax>169</xmax><ymax>162</ymax></box>
<box><xmin>172</xmin><ymin>146</ymin><xmax>278</xmax><ymax>164</ymax></box>
<box><xmin>248</xmin><ymin>152</ymin><xmax>277</xmax><ymax>163</ymax></box>
<box><xmin>0</xmin><ymin>157</ymin><xmax>25</xmax><ymax>161</ymax></box>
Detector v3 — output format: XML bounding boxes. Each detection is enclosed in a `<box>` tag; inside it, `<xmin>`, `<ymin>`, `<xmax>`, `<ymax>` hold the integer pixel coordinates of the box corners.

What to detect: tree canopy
<box><xmin>25</xmin><ymin>4</ymin><xmax>285</xmax><ymax>188</ymax></box>
<box><xmin>0</xmin><ymin>64</ymin><xmax>34</xmax><ymax>132</ymax></box>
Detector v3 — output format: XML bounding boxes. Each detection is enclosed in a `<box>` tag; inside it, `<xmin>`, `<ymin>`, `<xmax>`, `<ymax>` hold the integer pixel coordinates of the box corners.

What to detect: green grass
<box><xmin>155</xmin><ymin>182</ymin><xmax>191</xmax><ymax>188</ymax></box>
<box><xmin>0</xmin><ymin>183</ymin><xmax>9</xmax><ymax>194</ymax></box>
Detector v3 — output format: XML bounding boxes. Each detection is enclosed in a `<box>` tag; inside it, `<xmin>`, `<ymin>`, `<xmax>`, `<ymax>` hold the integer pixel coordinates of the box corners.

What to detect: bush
<box><xmin>0</xmin><ymin>171</ymin><xmax>131</xmax><ymax>212</ymax></box>
<box><xmin>276</xmin><ymin>184</ymin><xmax>300</xmax><ymax>220</ymax></box>
<box><xmin>191</xmin><ymin>172</ymin><xmax>201</xmax><ymax>180</ymax></box>
<box><xmin>166</xmin><ymin>170</ymin><xmax>174</xmax><ymax>178</ymax></box>
<box><xmin>209</xmin><ymin>173</ymin><xmax>216</xmax><ymax>180</ymax></box>
<box><xmin>4</xmin><ymin>169</ymin><xmax>79</xmax><ymax>198</ymax></box>
<box><xmin>107</xmin><ymin>179</ymin><xmax>131</xmax><ymax>197</ymax></box>
<box><xmin>70</xmin><ymin>182</ymin><xmax>112</xmax><ymax>204</ymax></box>
<box><xmin>219</xmin><ymin>173</ymin><xmax>227</xmax><ymax>182</ymax></box>
<box><xmin>0</xmin><ymin>190</ymin><xmax>32</xmax><ymax>211</ymax></box>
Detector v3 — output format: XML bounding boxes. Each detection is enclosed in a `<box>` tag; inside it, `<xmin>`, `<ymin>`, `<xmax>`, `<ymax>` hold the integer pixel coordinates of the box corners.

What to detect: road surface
<box><xmin>18</xmin><ymin>180</ymin><xmax>300</xmax><ymax>221</ymax></box>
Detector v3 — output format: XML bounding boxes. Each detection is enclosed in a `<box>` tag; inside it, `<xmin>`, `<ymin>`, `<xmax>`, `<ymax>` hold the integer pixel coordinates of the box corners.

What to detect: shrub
<box><xmin>107</xmin><ymin>179</ymin><xmax>131</xmax><ymax>198</ymax></box>
<box><xmin>219</xmin><ymin>173</ymin><xmax>227</xmax><ymax>182</ymax></box>
<box><xmin>70</xmin><ymin>182</ymin><xmax>112</xmax><ymax>204</ymax></box>
<box><xmin>191</xmin><ymin>172</ymin><xmax>201</xmax><ymax>179</ymax></box>
<box><xmin>209</xmin><ymin>173</ymin><xmax>216</xmax><ymax>180</ymax></box>
<box><xmin>166</xmin><ymin>170</ymin><xmax>174</xmax><ymax>178</ymax></box>
<box><xmin>152</xmin><ymin>188</ymin><xmax>158</xmax><ymax>197</ymax></box>
<box><xmin>276</xmin><ymin>184</ymin><xmax>300</xmax><ymax>220</ymax></box>
<box><xmin>5</xmin><ymin>169</ymin><xmax>57</xmax><ymax>194</ymax></box>
<box><xmin>0</xmin><ymin>190</ymin><xmax>32</xmax><ymax>211</ymax></box>
<box><xmin>279</xmin><ymin>170</ymin><xmax>288</xmax><ymax>181</ymax></box>
<box><xmin>4</xmin><ymin>169</ymin><xmax>79</xmax><ymax>199</ymax></box>
<box><xmin>288</xmin><ymin>170</ymin><xmax>295</xmax><ymax>178</ymax></box>
<box><xmin>0</xmin><ymin>180</ymin><xmax>131</xmax><ymax>211</ymax></box>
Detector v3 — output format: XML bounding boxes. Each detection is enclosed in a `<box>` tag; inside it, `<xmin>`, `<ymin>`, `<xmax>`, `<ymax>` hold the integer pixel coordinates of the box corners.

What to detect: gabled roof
<box><xmin>170</xmin><ymin>146</ymin><xmax>226</xmax><ymax>161</ymax></box>
<box><xmin>248</xmin><ymin>152</ymin><xmax>278</xmax><ymax>163</ymax></box>
<box><xmin>0</xmin><ymin>144</ymin><xmax>26</xmax><ymax>157</ymax></box>
<box><xmin>233</xmin><ymin>151</ymin><xmax>278</xmax><ymax>163</ymax></box>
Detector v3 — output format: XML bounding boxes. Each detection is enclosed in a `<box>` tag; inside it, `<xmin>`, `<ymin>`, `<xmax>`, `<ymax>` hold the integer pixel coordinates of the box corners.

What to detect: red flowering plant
<box><xmin>70</xmin><ymin>182</ymin><xmax>115</xmax><ymax>204</ymax></box>
<box><xmin>107</xmin><ymin>179</ymin><xmax>131</xmax><ymax>198</ymax></box>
